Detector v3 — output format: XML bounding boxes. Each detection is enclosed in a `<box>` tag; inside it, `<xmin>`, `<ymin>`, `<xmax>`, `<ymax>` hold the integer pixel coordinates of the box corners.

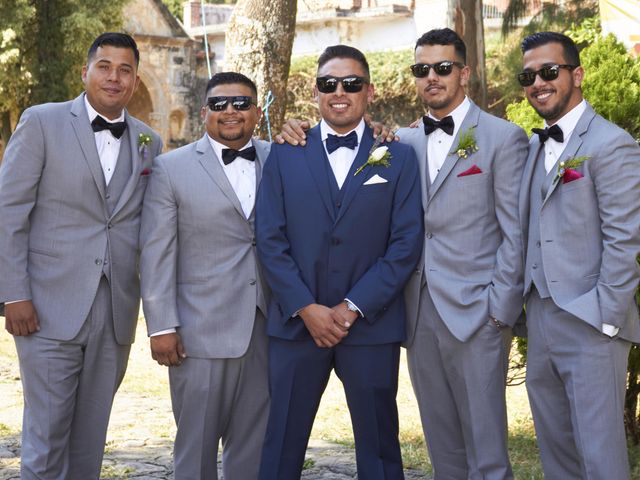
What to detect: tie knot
<box><xmin>532</xmin><ymin>124</ymin><xmax>564</xmax><ymax>144</ymax></box>
<box><xmin>423</xmin><ymin>115</ymin><xmax>455</xmax><ymax>136</ymax></box>
<box><xmin>91</xmin><ymin>115</ymin><xmax>127</xmax><ymax>139</ymax></box>
<box><xmin>222</xmin><ymin>146</ymin><xmax>257</xmax><ymax>165</ymax></box>
<box><xmin>326</xmin><ymin>131</ymin><xmax>358</xmax><ymax>154</ymax></box>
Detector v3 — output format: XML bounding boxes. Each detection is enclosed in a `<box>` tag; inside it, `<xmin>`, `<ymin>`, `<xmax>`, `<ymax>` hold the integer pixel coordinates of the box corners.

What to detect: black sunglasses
<box><xmin>517</xmin><ymin>64</ymin><xmax>577</xmax><ymax>87</ymax></box>
<box><xmin>315</xmin><ymin>76</ymin><xmax>368</xmax><ymax>94</ymax></box>
<box><xmin>410</xmin><ymin>61</ymin><xmax>465</xmax><ymax>78</ymax></box>
<box><xmin>206</xmin><ymin>96</ymin><xmax>256</xmax><ymax>111</ymax></box>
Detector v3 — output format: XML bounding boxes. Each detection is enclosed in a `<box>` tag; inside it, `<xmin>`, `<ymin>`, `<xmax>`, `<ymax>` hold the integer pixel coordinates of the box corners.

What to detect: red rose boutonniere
<box><xmin>554</xmin><ymin>155</ymin><xmax>589</xmax><ymax>184</ymax></box>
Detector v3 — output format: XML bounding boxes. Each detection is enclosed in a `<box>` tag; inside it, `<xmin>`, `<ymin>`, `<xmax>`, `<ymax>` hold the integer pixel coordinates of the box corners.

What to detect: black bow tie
<box><xmin>326</xmin><ymin>131</ymin><xmax>358</xmax><ymax>154</ymax></box>
<box><xmin>222</xmin><ymin>146</ymin><xmax>256</xmax><ymax>165</ymax></box>
<box><xmin>91</xmin><ymin>115</ymin><xmax>127</xmax><ymax>139</ymax></box>
<box><xmin>423</xmin><ymin>115</ymin><xmax>455</xmax><ymax>136</ymax></box>
<box><xmin>532</xmin><ymin>124</ymin><xmax>564</xmax><ymax>144</ymax></box>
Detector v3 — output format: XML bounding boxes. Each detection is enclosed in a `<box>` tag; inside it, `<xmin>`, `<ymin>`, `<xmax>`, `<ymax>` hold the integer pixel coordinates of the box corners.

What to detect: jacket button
<box><xmin>532</xmin><ymin>263</ymin><xmax>538</xmax><ymax>269</ymax></box>
<box><xmin>252</xmin><ymin>238</ymin><xmax>256</xmax><ymax>246</ymax></box>
<box><xmin>95</xmin><ymin>259</ymin><xmax>102</xmax><ymax>265</ymax></box>
<box><xmin>426</xmin><ymin>232</ymin><xmax>433</xmax><ymax>239</ymax></box>
<box><xmin>249</xmin><ymin>279</ymin><xmax>256</xmax><ymax>285</ymax></box>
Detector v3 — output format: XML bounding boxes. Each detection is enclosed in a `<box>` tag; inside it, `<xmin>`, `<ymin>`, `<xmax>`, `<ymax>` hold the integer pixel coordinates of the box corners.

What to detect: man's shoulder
<box><xmin>475</xmin><ymin>109</ymin><xmax>525</xmax><ymax>136</ymax></box>
<box><xmin>154</xmin><ymin>140</ymin><xmax>200</xmax><ymax>167</ymax></box>
<box><xmin>127</xmin><ymin>115</ymin><xmax>161</xmax><ymax>143</ymax></box>
<box><xmin>22</xmin><ymin>99</ymin><xmax>74</xmax><ymax>121</ymax></box>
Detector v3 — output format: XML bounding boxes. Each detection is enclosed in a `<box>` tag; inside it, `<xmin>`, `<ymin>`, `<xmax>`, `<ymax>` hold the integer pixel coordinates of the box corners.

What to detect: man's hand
<box><xmin>363</xmin><ymin>113</ymin><xmax>398</xmax><ymax>143</ymax></box>
<box><xmin>150</xmin><ymin>332</ymin><xmax>186</xmax><ymax>367</ymax></box>
<box><xmin>275</xmin><ymin>119</ymin><xmax>311</xmax><ymax>146</ymax></box>
<box><xmin>5</xmin><ymin>300</ymin><xmax>40</xmax><ymax>336</ymax></box>
<box><xmin>299</xmin><ymin>303</ymin><xmax>349</xmax><ymax>348</ymax></box>
<box><xmin>408</xmin><ymin>117</ymin><xmax>422</xmax><ymax>129</ymax></box>
<box><xmin>332</xmin><ymin>301</ymin><xmax>359</xmax><ymax>329</ymax></box>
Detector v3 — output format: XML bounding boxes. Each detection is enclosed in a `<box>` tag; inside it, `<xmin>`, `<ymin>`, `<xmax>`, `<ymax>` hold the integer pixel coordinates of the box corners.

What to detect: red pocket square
<box><xmin>562</xmin><ymin>168</ymin><xmax>583</xmax><ymax>184</ymax></box>
<box><xmin>140</xmin><ymin>168</ymin><xmax>152</xmax><ymax>176</ymax></box>
<box><xmin>457</xmin><ymin>164</ymin><xmax>482</xmax><ymax>177</ymax></box>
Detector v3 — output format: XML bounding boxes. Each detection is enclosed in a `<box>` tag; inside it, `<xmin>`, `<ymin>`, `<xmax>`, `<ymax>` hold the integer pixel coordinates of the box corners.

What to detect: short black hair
<box><xmin>204</xmin><ymin>72</ymin><xmax>258</xmax><ymax>101</ymax></box>
<box><xmin>317</xmin><ymin>45</ymin><xmax>370</xmax><ymax>80</ymax></box>
<box><xmin>521</xmin><ymin>32</ymin><xmax>581</xmax><ymax>66</ymax></box>
<box><xmin>87</xmin><ymin>32</ymin><xmax>140</xmax><ymax>67</ymax></box>
<box><xmin>415</xmin><ymin>28</ymin><xmax>466</xmax><ymax>64</ymax></box>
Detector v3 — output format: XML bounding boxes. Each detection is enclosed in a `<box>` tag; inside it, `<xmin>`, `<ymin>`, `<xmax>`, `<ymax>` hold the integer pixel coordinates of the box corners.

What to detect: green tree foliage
<box><xmin>0</xmin><ymin>0</ymin><xmax>127</xmax><ymax>151</ymax></box>
<box><xmin>161</xmin><ymin>0</ymin><xmax>236</xmax><ymax>22</ymax></box>
<box><xmin>286</xmin><ymin>49</ymin><xmax>424</xmax><ymax>130</ymax></box>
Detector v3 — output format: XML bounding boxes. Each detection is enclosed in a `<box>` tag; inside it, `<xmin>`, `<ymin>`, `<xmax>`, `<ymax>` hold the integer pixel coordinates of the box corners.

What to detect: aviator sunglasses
<box><xmin>517</xmin><ymin>64</ymin><xmax>577</xmax><ymax>87</ymax></box>
<box><xmin>315</xmin><ymin>76</ymin><xmax>368</xmax><ymax>94</ymax></box>
<box><xmin>410</xmin><ymin>61</ymin><xmax>465</xmax><ymax>78</ymax></box>
<box><xmin>207</xmin><ymin>96</ymin><xmax>256</xmax><ymax>111</ymax></box>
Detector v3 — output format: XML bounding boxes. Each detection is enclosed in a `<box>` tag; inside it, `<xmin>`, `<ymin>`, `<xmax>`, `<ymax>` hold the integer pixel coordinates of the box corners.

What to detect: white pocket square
<box><xmin>363</xmin><ymin>174</ymin><xmax>388</xmax><ymax>185</ymax></box>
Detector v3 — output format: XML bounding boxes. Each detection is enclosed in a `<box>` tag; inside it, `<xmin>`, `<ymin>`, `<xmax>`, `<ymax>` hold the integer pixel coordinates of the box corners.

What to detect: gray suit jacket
<box><xmin>0</xmin><ymin>94</ymin><xmax>162</xmax><ymax>345</ymax></box>
<box><xmin>401</xmin><ymin>101</ymin><xmax>529</xmax><ymax>343</ymax></box>
<box><xmin>519</xmin><ymin>102</ymin><xmax>640</xmax><ymax>342</ymax></box>
<box><xmin>139</xmin><ymin>135</ymin><xmax>271</xmax><ymax>359</ymax></box>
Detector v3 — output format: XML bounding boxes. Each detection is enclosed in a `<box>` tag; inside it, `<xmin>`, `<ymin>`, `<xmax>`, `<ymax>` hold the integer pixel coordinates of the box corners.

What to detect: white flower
<box><xmin>370</xmin><ymin>146</ymin><xmax>388</xmax><ymax>161</ymax></box>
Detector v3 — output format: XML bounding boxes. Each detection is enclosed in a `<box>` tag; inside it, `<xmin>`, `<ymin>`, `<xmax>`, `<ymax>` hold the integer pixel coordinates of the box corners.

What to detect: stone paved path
<box><xmin>0</xmin><ymin>325</ymin><xmax>429</xmax><ymax>480</ymax></box>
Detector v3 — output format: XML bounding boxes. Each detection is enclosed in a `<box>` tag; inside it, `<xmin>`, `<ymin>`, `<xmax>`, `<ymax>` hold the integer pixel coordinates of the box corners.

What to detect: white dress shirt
<box><xmin>320</xmin><ymin>119</ymin><xmax>365</xmax><ymax>189</ymax></box>
<box><xmin>84</xmin><ymin>94</ymin><xmax>124</xmax><ymax>186</ymax></box>
<box><xmin>541</xmin><ymin>99</ymin><xmax>616</xmax><ymax>337</ymax></box>
<box><xmin>208</xmin><ymin>136</ymin><xmax>257</xmax><ymax>219</ymax></box>
<box><xmin>542</xmin><ymin>99</ymin><xmax>587</xmax><ymax>174</ymax></box>
<box><xmin>426</xmin><ymin>97</ymin><xmax>471</xmax><ymax>184</ymax></box>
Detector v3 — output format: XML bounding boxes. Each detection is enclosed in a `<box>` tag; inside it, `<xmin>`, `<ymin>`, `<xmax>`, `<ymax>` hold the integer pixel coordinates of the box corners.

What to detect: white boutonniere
<box><xmin>451</xmin><ymin>127</ymin><xmax>479</xmax><ymax>159</ymax></box>
<box><xmin>354</xmin><ymin>138</ymin><xmax>392</xmax><ymax>176</ymax></box>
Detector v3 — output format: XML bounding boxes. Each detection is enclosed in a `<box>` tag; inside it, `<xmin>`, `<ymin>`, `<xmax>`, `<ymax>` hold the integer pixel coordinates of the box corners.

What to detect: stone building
<box><xmin>123</xmin><ymin>0</ymin><xmax>208</xmax><ymax>148</ymax></box>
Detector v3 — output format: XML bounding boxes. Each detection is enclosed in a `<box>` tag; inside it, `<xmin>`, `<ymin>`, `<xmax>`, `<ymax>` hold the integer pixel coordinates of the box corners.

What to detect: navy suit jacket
<box><xmin>256</xmin><ymin>124</ymin><xmax>424</xmax><ymax>345</ymax></box>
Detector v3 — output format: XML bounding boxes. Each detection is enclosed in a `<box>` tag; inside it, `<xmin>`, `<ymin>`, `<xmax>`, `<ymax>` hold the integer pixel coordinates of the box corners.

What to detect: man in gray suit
<box><xmin>139</xmin><ymin>72</ymin><xmax>270</xmax><ymax>480</ymax></box>
<box><xmin>518</xmin><ymin>31</ymin><xmax>640</xmax><ymax>479</ymax></box>
<box><xmin>0</xmin><ymin>33</ymin><xmax>161</xmax><ymax>479</ymax></box>
<box><xmin>399</xmin><ymin>28</ymin><xmax>528</xmax><ymax>479</ymax></box>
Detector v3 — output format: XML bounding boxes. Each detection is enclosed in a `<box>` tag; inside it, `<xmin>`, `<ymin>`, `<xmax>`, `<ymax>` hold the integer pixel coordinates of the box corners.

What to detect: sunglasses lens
<box><xmin>517</xmin><ymin>72</ymin><xmax>536</xmax><ymax>87</ymax></box>
<box><xmin>341</xmin><ymin>77</ymin><xmax>364</xmax><ymax>93</ymax></box>
<box><xmin>208</xmin><ymin>98</ymin><xmax>228</xmax><ymax>111</ymax></box>
<box><xmin>410</xmin><ymin>64</ymin><xmax>429</xmax><ymax>78</ymax></box>
<box><xmin>539</xmin><ymin>65</ymin><xmax>560</xmax><ymax>82</ymax></box>
<box><xmin>433</xmin><ymin>62</ymin><xmax>454</xmax><ymax>76</ymax></box>
<box><xmin>231</xmin><ymin>96</ymin><xmax>253</xmax><ymax>110</ymax></box>
<box><xmin>316</xmin><ymin>77</ymin><xmax>338</xmax><ymax>93</ymax></box>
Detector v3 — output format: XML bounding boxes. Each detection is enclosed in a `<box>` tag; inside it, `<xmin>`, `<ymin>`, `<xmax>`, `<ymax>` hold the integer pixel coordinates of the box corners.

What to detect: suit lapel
<box><xmin>196</xmin><ymin>135</ymin><xmax>246</xmax><ymax>219</ymax></box>
<box><xmin>519</xmin><ymin>139</ymin><xmax>541</xmax><ymax>232</ymax></box>
<box><xmin>542</xmin><ymin>104</ymin><xmax>594</xmax><ymax>205</ymax></box>
<box><xmin>427</xmin><ymin>102</ymin><xmax>480</xmax><ymax>204</ymax></box>
<box><xmin>111</xmin><ymin>112</ymin><xmax>143</xmax><ymax>216</ymax></box>
<box><xmin>247</xmin><ymin>138</ymin><xmax>267</xmax><ymax>221</ymax></box>
<box><xmin>411</xmin><ymin>126</ymin><xmax>430</xmax><ymax>211</ymax></box>
<box><xmin>335</xmin><ymin>127</ymin><xmax>375</xmax><ymax>224</ymax></box>
<box><xmin>69</xmin><ymin>94</ymin><xmax>107</xmax><ymax>201</ymax></box>
<box><xmin>305</xmin><ymin>126</ymin><xmax>336</xmax><ymax>220</ymax></box>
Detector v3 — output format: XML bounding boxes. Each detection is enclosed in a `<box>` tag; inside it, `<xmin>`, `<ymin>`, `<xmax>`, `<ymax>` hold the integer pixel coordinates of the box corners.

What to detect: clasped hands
<box><xmin>299</xmin><ymin>302</ymin><xmax>359</xmax><ymax>348</ymax></box>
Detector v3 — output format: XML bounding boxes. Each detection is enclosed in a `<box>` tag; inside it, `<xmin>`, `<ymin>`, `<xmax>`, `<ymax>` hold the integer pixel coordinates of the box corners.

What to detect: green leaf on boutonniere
<box><xmin>554</xmin><ymin>155</ymin><xmax>590</xmax><ymax>183</ymax></box>
<box><xmin>451</xmin><ymin>127</ymin><xmax>479</xmax><ymax>159</ymax></box>
<box><xmin>138</xmin><ymin>133</ymin><xmax>152</xmax><ymax>147</ymax></box>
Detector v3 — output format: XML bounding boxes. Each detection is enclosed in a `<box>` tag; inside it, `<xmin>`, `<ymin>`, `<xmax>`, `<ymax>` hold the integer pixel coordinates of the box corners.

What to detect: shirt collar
<box><xmin>427</xmin><ymin>96</ymin><xmax>470</xmax><ymax>135</ymax></box>
<box><xmin>207</xmin><ymin>135</ymin><xmax>253</xmax><ymax>167</ymax></box>
<box><xmin>320</xmin><ymin>118</ymin><xmax>365</xmax><ymax>144</ymax></box>
<box><xmin>544</xmin><ymin>99</ymin><xmax>587</xmax><ymax>145</ymax></box>
<box><xmin>83</xmin><ymin>93</ymin><xmax>125</xmax><ymax>123</ymax></box>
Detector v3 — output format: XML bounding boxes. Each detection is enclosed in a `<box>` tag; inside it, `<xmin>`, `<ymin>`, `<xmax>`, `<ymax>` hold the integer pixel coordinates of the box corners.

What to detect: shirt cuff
<box><xmin>150</xmin><ymin>328</ymin><xmax>176</xmax><ymax>337</ymax></box>
<box><xmin>5</xmin><ymin>299</ymin><xmax>29</xmax><ymax>304</ymax></box>
<box><xmin>602</xmin><ymin>323</ymin><xmax>619</xmax><ymax>337</ymax></box>
<box><xmin>344</xmin><ymin>298</ymin><xmax>363</xmax><ymax>317</ymax></box>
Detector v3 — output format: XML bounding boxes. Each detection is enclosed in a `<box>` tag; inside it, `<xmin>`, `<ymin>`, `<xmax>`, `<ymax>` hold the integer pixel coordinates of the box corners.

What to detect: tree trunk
<box><xmin>0</xmin><ymin>111</ymin><xmax>12</xmax><ymax>164</ymax></box>
<box><xmin>447</xmin><ymin>0</ymin><xmax>488</xmax><ymax>110</ymax></box>
<box><xmin>225</xmin><ymin>0</ymin><xmax>298</xmax><ymax>139</ymax></box>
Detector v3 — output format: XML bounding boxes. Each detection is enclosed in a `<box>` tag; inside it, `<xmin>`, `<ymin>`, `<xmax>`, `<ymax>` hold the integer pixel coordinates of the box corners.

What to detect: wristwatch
<box><xmin>344</xmin><ymin>299</ymin><xmax>361</xmax><ymax>317</ymax></box>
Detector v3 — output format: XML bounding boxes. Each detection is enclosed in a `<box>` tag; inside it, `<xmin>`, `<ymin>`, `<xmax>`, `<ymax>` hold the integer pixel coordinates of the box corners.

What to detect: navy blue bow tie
<box><xmin>326</xmin><ymin>131</ymin><xmax>358</xmax><ymax>154</ymax></box>
<box><xmin>532</xmin><ymin>124</ymin><xmax>564</xmax><ymax>144</ymax></box>
<box><xmin>91</xmin><ymin>115</ymin><xmax>127</xmax><ymax>139</ymax></box>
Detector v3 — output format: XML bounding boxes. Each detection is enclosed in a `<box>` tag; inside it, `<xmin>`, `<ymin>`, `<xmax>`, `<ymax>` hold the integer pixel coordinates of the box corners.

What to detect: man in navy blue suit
<box><xmin>255</xmin><ymin>45</ymin><xmax>423</xmax><ymax>479</ymax></box>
